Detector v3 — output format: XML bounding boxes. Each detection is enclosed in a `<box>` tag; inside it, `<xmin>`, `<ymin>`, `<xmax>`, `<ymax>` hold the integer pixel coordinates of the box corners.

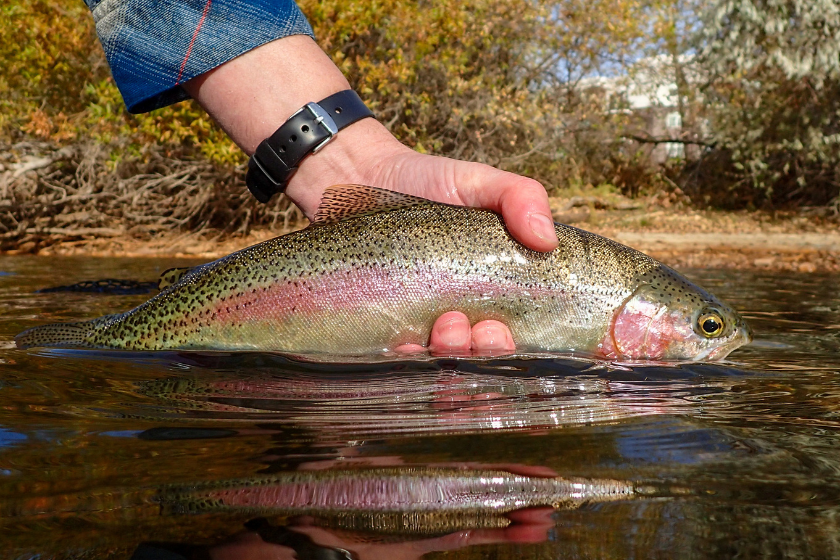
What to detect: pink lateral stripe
<box><xmin>206</xmin><ymin>267</ymin><xmax>525</xmax><ymax>324</ymax></box>
<box><xmin>176</xmin><ymin>0</ymin><xmax>212</xmax><ymax>84</ymax></box>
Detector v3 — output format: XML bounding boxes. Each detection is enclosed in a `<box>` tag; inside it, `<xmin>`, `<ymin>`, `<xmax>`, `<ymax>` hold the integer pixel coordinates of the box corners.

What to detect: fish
<box><xmin>15</xmin><ymin>185</ymin><xmax>751</xmax><ymax>361</ymax></box>
<box><xmin>159</xmin><ymin>468</ymin><xmax>638</xmax><ymax>525</ymax></box>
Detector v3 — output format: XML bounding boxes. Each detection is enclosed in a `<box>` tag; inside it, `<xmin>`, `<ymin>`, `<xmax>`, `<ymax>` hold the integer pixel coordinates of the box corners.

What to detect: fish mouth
<box><xmin>692</xmin><ymin>324</ymin><xmax>753</xmax><ymax>362</ymax></box>
<box><xmin>692</xmin><ymin>345</ymin><xmax>728</xmax><ymax>362</ymax></box>
<box><xmin>741</xmin><ymin>320</ymin><xmax>754</xmax><ymax>344</ymax></box>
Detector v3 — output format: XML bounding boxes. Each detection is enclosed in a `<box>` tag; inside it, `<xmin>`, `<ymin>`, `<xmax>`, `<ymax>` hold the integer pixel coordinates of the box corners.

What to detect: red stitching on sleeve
<box><xmin>176</xmin><ymin>0</ymin><xmax>212</xmax><ymax>85</ymax></box>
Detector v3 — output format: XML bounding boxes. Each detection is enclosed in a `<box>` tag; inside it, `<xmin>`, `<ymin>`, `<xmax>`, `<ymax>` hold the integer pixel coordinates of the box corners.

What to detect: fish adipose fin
<box><xmin>158</xmin><ymin>266</ymin><xmax>197</xmax><ymax>290</ymax></box>
<box><xmin>312</xmin><ymin>185</ymin><xmax>431</xmax><ymax>225</ymax></box>
<box><xmin>15</xmin><ymin>314</ymin><xmax>120</xmax><ymax>349</ymax></box>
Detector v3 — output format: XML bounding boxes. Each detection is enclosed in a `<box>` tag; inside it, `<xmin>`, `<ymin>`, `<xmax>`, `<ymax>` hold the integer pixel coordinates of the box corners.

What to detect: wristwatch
<box><xmin>246</xmin><ymin>89</ymin><xmax>375</xmax><ymax>203</ymax></box>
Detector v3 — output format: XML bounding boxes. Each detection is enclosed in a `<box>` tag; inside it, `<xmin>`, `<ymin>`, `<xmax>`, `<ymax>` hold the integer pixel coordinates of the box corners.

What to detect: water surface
<box><xmin>1</xmin><ymin>256</ymin><xmax>838</xmax><ymax>559</ymax></box>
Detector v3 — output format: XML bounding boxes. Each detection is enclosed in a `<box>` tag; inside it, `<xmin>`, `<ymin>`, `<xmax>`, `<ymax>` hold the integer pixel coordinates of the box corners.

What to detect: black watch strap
<box><xmin>246</xmin><ymin>89</ymin><xmax>375</xmax><ymax>203</ymax></box>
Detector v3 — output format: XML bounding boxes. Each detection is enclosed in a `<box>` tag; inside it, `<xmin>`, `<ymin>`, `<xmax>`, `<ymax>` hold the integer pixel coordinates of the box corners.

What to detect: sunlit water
<box><xmin>1</xmin><ymin>256</ymin><xmax>839</xmax><ymax>559</ymax></box>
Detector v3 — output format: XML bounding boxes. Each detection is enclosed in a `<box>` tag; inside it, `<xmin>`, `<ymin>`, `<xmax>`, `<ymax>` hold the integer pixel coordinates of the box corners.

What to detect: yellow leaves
<box><xmin>22</xmin><ymin>109</ymin><xmax>53</xmax><ymax>139</ymax></box>
<box><xmin>3</xmin><ymin>0</ymin><xmax>712</xmax><ymax>195</ymax></box>
<box><xmin>2</xmin><ymin>0</ymin><xmax>103</xmax><ymax>144</ymax></box>
<box><xmin>21</xmin><ymin>110</ymin><xmax>77</xmax><ymax>142</ymax></box>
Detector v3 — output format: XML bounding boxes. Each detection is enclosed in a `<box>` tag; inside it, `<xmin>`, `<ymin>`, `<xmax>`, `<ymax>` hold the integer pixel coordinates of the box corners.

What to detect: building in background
<box><xmin>577</xmin><ymin>54</ymin><xmax>705</xmax><ymax>165</ymax></box>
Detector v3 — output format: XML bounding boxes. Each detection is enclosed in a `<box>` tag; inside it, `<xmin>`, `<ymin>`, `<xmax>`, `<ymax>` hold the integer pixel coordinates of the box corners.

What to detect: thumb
<box><xmin>466</xmin><ymin>171</ymin><xmax>559</xmax><ymax>253</ymax></box>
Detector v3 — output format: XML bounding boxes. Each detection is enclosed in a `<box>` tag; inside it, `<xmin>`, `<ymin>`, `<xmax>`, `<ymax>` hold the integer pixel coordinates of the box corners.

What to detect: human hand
<box><xmin>287</xmin><ymin>117</ymin><xmax>558</xmax><ymax>252</ymax></box>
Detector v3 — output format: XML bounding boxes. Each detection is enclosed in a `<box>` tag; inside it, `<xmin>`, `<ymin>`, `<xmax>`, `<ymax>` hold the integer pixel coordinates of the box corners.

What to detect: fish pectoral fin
<box><xmin>158</xmin><ymin>266</ymin><xmax>197</xmax><ymax>290</ymax></box>
<box><xmin>312</xmin><ymin>185</ymin><xmax>432</xmax><ymax>225</ymax></box>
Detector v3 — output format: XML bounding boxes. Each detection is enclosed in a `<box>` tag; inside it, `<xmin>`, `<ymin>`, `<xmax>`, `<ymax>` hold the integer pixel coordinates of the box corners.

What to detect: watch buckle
<box><xmin>302</xmin><ymin>102</ymin><xmax>339</xmax><ymax>153</ymax></box>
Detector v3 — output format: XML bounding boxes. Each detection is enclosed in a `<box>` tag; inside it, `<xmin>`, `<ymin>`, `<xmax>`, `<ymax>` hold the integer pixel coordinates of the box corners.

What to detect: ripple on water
<box><xmin>4</xmin><ymin>349</ymin><xmax>761</xmax><ymax>439</ymax></box>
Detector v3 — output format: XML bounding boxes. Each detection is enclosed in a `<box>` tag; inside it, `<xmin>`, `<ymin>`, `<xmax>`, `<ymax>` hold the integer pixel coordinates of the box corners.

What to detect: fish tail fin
<box><xmin>15</xmin><ymin>314</ymin><xmax>119</xmax><ymax>349</ymax></box>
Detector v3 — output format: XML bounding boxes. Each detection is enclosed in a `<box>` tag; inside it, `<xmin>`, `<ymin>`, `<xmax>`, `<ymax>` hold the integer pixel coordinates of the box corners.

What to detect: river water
<box><xmin>0</xmin><ymin>255</ymin><xmax>838</xmax><ymax>559</ymax></box>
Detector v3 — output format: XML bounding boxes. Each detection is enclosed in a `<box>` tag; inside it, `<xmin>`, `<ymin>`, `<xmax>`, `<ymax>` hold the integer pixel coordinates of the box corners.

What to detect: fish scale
<box><xmin>15</xmin><ymin>185</ymin><xmax>750</xmax><ymax>361</ymax></box>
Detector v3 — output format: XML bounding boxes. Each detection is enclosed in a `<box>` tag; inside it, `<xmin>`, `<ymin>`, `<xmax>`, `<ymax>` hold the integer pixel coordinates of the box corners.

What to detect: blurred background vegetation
<box><xmin>1</xmin><ymin>0</ymin><xmax>838</xmax><ymax>248</ymax></box>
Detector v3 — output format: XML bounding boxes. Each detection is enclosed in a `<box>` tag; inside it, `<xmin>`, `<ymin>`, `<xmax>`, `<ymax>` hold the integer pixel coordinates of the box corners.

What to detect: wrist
<box><xmin>184</xmin><ymin>35</ymin><xmax>353</xmax><ymax>155</ymax></box>
<box><xmin>184</xmin><ymin>35</ymin><xmax>413</xmax><ymax>217</ymax></box>
<box><xmin>245</xmin><ymin>90</ymin><xmax>377</xmax><ymax>204</ymax></box>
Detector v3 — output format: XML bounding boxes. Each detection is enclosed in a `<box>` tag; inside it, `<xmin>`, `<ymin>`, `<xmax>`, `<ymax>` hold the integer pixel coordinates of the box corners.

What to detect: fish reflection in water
<box><xmin>0</xmin><ymin>455</ymin><xmax>639</xmax><ymax>559</ymax></box>
<box><xmin>119</xmin><ymin>357</ymin><xmax>733</xmax><ymax>559</ymax></box>
<box><xmin>145</xmin><ymin>514</ymin><xmax>561</xmax><ymax>560</ymax></box>
<box><xmin>142</xmin><ymin>466</ymin><xmax>636</xmax><ymax>560</ymax></box>
<box><xmin>127</xmin><ymin>353</ymin><xmax>727</xmax><ymax>436</ymax></box>
<box><xmin>162</xmin><ymin>467</ymin><xmax>635</xmax><ymax>527</ymax></box>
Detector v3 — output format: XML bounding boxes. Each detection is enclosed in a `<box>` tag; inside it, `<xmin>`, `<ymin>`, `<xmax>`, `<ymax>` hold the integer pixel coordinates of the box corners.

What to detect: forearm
<box><xmin>184</xmin><ymin>35</ymin><xmax>407</xmax><ymax>216</ymax></box>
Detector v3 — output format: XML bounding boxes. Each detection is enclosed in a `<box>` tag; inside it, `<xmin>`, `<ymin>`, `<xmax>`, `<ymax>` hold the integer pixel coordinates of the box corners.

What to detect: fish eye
<box><xmin>698</xmin><ymin>311</ymin><xmax>724</xmax><ymax>338</ymax></box>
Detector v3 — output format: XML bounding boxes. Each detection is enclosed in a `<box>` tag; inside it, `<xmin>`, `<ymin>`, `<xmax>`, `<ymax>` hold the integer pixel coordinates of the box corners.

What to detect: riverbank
<box><xmin>9</xmin><ymin>192</ymin><xmax>838</xmax><ymax>273</ymax></box>
<box><xmin>576</xmin><ymin>199</ymin><xmax>840</xmax><ymax>273</ymax></box>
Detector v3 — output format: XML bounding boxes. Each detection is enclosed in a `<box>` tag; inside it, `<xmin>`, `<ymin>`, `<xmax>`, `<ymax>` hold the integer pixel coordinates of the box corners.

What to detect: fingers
<box><xmin>470</xmin><ymin>320</ymin><xmax>516</xmax><ymax>354</ymax></box>
<box><xmin>392</xmin><ymin>342</ymin><xmax>427</xmax><ymax>353</ymax></box>
<box><xmin>426</xmin><ymin>312</ymin><xmax>516</xmax><ymax>356</ymax></box>
<box><xmin>462</xmin><ymin>169</ymin><xmax>559</xmax><ymax>253</ymax></box>
<box><xmin>428</xmin><ymin>311</ymin><xmax>473</xmax><ymax>355</ymax></box>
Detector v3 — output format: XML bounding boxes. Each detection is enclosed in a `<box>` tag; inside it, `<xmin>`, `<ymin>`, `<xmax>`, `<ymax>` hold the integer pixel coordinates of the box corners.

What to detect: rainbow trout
<box><xmin>16</xmin><ymin>185</ymin><xmax>750</xmax><ymax>361</ymax></box>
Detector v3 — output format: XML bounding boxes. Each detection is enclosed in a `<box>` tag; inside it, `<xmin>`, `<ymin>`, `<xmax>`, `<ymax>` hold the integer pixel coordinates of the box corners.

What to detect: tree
<box><xmin>697</xmin><ymin>0</ymin><xmax>840</xmax><ymax>206</ymax></box>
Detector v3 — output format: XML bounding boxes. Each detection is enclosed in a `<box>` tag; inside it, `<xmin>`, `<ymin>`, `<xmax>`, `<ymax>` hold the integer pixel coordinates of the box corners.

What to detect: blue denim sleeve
<box><xmin>84</xmin><ymin>0</ymin><xmax>315</xmax><ymax>113</ymax></box>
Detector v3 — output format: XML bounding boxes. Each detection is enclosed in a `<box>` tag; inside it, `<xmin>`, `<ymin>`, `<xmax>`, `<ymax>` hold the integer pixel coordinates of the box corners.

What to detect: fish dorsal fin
<box><xmin>312</xmin><ymin>185</ymin><xmax>431</xmax><ymax>225</ymax></box>
<box><xmin>158</xmin><ymin>266</ymin><xmax>195</xmax><ymax>290</ymax></box>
